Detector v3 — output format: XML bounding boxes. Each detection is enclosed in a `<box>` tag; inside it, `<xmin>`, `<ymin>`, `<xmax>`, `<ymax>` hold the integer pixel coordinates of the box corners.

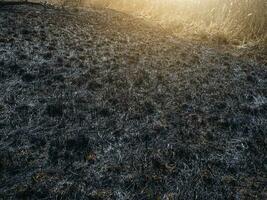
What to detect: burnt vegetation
<box><xmin>0</xmin><ymin>2</ymin><xmax>266</xmax><ymax>200</ymax></box>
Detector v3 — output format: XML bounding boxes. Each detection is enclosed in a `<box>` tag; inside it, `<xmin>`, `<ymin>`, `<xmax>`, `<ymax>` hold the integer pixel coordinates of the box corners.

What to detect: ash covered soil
<box><xmin>0</xmin><ymin>5</ymin><xmax>266</xmax><ymax>200</ymax></box>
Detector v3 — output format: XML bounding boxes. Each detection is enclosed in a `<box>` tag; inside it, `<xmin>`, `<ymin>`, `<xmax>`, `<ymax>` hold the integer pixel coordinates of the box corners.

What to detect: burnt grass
<box><xmin>0</xmin><ymin>5</ymin><xmax>266</xmax><ymax>200</ymax></box>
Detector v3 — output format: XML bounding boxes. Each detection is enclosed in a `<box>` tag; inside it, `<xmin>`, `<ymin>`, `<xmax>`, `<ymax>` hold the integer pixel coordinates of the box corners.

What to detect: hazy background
<box><xmin>85</xmin><ymin>0</ymin><xmax>267</xmax><ymax>42</ymax></box>
<box><xmin>4</xmin><ymin>0</ymin><xmax>267</xmax><ymax>43</ymax></box>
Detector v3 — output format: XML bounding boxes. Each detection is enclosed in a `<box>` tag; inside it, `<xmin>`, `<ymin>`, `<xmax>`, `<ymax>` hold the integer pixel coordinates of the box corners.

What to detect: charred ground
<box><xmin>0</xmin><ymin>5</ymin><xmax>266</xmax><ymax>200</ymax></box>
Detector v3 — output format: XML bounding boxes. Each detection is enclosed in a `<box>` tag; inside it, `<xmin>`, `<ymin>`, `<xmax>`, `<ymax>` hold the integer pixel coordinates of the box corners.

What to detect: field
<box><xmin>0</xmin><ymin>2</ymin><xmax>266</xmax><ymax>200</ymax></box>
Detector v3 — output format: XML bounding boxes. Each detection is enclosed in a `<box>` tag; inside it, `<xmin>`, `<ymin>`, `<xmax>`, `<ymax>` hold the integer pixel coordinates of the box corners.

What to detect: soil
<box><xmin>0</xmin><ymin>5</ymin><xmax>266</xmax><ymax>200</ymax></box>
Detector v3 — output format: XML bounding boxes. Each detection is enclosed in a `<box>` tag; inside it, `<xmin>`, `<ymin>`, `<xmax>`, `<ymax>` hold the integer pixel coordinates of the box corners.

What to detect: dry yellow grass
<box><xmin>84</xmin><ymin>0</ymin><xmax>267</xmax><ymax>43</ymax></box>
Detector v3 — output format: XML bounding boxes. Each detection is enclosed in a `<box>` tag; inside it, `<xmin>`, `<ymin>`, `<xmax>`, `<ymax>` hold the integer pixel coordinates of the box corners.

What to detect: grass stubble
<box><xmin>0</xmin><ymin>2</ymin><xmax>266</xmax><ymax>200</ymax></box>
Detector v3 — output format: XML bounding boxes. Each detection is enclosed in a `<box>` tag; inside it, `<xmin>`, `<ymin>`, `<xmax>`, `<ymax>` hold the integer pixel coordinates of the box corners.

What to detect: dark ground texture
<box><xmin>0</xmin><ymin>5</ymin><xmax>266</xmax><ymax>200</ymax></box>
